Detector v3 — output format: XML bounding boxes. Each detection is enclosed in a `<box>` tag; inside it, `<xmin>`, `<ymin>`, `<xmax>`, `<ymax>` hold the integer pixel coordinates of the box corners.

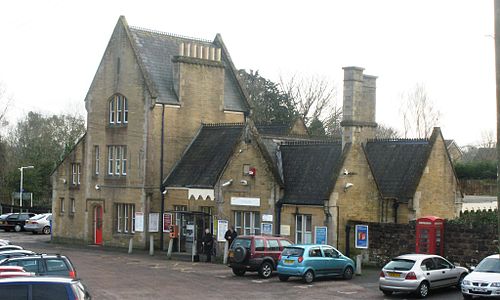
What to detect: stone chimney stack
<box><xmin>341</xmin><ymin>66</ymin><xmax>377</xmax><ymax>148</ymax></box>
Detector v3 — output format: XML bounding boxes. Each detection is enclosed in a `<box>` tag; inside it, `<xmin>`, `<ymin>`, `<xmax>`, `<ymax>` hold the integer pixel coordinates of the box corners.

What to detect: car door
<box><xmin>307</xmin><ymin>247</ymin><xmax>325</xmax><ymax>275</ymax></box>
<box><xmin>321</xmin><ymin>246</ymin><xmax>345</xmax><ymax>276</ymax></box>
<box><xmin>432</xmin><ymin>257</ymin><xmax>457</xmax><ymax>287</ymax></box>
<box><xmin>4</xmin><ymin>258</ymin><xmax>42</xmax><ymax>275</ymax></box>
<box><xmin>43</xmin><ymin>258</ymin><xmax>70</xmax><ymax>277</ymax></box>
<box><xmin>420</xmin><ymin>258</ymin><xmax>443</xmax><ymax>288</ymax></box>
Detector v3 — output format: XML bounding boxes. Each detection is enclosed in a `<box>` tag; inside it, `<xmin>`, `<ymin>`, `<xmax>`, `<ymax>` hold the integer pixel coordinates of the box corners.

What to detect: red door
<box><xmin>94</xmin><ymin>205</ymin><xmax>103</xmax><ymax>245</ymax></box>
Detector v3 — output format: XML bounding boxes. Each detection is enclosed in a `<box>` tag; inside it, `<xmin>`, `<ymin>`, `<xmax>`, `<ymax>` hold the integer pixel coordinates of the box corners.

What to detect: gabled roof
<box><xmin>364</xmin><ymin>138</ymin><xmax>432</xmax><ymax>201</ymax></box>
<box><xmin>280</xmin><ymin>141</ymin><xmax>345</xmax><ymax>205</ymax></box>
<box><xmin>163</xmin><ymin>124</ymin><xmax>244</xmax><ymax>188</ymax></box>
<box><xmin>473</xmin><ymin>147</ymin><xmax>496</xmax><ymax>162</ymax></box>
<box><xmin>109</xmin><ymin>16</ymin><xmax>249</xmax><ymax>112</ymax></box>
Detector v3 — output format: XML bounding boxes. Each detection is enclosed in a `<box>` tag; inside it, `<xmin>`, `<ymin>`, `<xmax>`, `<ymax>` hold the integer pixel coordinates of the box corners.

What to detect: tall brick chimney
<box><xmin>341</xmin><ymin>66</ymin><xmax>377</xmax><ymax>148</ymax></box>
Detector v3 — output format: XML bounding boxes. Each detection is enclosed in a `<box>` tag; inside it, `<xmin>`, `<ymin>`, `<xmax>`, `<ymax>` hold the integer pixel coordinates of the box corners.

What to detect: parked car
<box><xmin>0</xmin><ymin>238</ymin><xmax>11</xmax><ymax>246</ymax></box>
<box><xmin>379</xmin><ymin>254</ymin><xmax>468</xmax><ymax>298</ymax></box>
<box><xmin>0</xmin><ymin>250</ymin><xmax>35</xmax><ymax>261</ymax></box>
<box><xmin>0</xmin><ymin>276</ymin><xmax>91</xmax><ymax>300</ymax></box>
<box><xmin>0</xmin><ymin>245</ymin><xmax>22</xmax><ymax>252</ymax></box>
<box><xmin>0</xmin><ymin>254</ymin><xmax>77</xmax><ymax>279</ymax></box>
<box><xmin>0</xmin><ymin>213</ymin><xmax>36</xmax><ymax>232</ymax></box>
<box><xmin>24</xmin><ymin>213</ymin><xmax>52</xmax><ymax>235</ymax></box>
<box><xmin>277</xmin><ymin>244</ymin><xmax>355</xmax><ymax>283</ymax></box>
<box><xmin>228</xmin><ymin>235</ymin><xmax>293</xmax><ymax>279</ymax></box>
<box><xmin>0</xmin><ymin>271</ymin><xmax>34</xmax><ymax>279</ymax></box>
<box><xmin>461</xmin><ymin>254</ymin><xmax>500</xmax><ymax>299</ymax></box>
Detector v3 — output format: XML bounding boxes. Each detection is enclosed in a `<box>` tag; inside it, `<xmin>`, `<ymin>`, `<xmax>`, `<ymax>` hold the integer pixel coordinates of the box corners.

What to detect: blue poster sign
<box><xmin>355</xmin><ymin>225</ymin><xmax>369</xmax><ymax>249</ymax></box>
<box><xmin>261</xmin><ymin>223</ymin><xmax>273</xmax><ymax>235</ymax></box>
<box><xmin>314</xmin><ymin>226</ymin><xmax>328</xmax><ymax>245</ymax></box>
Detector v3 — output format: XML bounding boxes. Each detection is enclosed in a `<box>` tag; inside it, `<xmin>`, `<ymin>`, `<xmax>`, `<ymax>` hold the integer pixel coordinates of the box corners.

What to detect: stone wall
<box><xmin>348</xmin><ymin>220</ymin><xmax>498</xmax><ymax>268</ymax></box>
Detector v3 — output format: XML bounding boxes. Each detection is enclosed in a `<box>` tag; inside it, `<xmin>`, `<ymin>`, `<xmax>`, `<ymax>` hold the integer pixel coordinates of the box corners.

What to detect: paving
<box><xmin>0</xmin><ymin>231</ymin><xmax>462</xmax><ymax>300</ymax></box>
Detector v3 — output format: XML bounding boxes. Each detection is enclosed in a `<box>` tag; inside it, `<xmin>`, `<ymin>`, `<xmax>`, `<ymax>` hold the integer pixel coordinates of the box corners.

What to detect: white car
<box><xmin>24</xmin><ymin>213</ymin><xmax>52</xmax><ymax>235</ymax></box>
<box><xmin>462</xmin><ymin>254</ymin><xmax>500</xmax><ymax>299</ymax></box>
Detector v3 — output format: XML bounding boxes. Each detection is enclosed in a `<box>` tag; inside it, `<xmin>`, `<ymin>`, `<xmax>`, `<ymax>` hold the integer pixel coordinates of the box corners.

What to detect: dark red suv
<box><xmin>228</xmin><ymin>235</ymin><xmax>292</xmax><ymax>279</ymax></box>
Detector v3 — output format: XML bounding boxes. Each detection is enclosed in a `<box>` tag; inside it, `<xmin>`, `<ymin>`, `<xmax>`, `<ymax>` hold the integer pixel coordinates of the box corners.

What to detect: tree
<box><xmin>238</xmin><ymin>70</ymin><xmax>297</xmax><ymax>124</ymax></box>
<box><xmin>376</xmin><ymin>124</ymin><xmax>401</xmax><ymax>139</ymax></box>
<box><xmin>0</xmin><ymin>82</ymin><xmax>11</xmax><ymax>132</ymax></box>
<box><xmin>400</xmin><ymin>84</ymin><xmax>441</xmax><ymax>138</ymax></box>
<box><xmin>479</xmin><ymin>130</ymin><xmax>496</xmax><ymax>148</ymax></box>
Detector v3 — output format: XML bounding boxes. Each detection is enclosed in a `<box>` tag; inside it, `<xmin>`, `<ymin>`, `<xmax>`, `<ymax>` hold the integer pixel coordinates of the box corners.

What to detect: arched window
<box><xmin>109</xmin><ymin>94</ymin><xmax>128</xmax><ymax>125</ymax></box>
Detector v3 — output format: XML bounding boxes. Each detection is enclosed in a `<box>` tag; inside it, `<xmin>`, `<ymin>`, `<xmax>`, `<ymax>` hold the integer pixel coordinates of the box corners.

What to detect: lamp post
<box><xmin>19</xmin><ymin>166</ymin><xmax>34</xmax><ymax>208</ymax></box>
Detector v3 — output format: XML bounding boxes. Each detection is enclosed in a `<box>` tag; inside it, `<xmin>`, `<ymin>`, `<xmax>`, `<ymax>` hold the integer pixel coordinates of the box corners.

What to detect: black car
<box><xmin>0</xmin><ymin>276</ymin><xmax>91</xmax><ymax>300</ymax></box>
<box><xmin>0</xmin><ymin>254</ymin><xmax>77</xmax><ymax>279</ymax></box>
<box><xmin>0</xmin><ymin>213</ymin><xmax>36</xmax><ymax>232</ymax></box>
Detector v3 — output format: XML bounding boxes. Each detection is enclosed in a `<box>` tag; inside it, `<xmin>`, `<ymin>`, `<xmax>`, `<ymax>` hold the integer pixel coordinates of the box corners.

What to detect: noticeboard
<box><xmin>355</xmin><ymin>225</ymin><xmax>369</xmax><ymax>249</ymax></box>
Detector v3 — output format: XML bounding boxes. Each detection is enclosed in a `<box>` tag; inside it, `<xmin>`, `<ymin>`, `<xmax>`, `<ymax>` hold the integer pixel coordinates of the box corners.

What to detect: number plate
<box><xmin>472</xmin><ymin>288</ymin><xmax>486</xmax><ymax>292</ymax></box>
<box><xmin>285</xmin><ymin>259</ymin><xmax>294</xmax><ymax>264</ymax></box>
<box><xmin>388</xmin><ymin>272</ymin><xmax>401</xmax><ymax>278</ymax></box>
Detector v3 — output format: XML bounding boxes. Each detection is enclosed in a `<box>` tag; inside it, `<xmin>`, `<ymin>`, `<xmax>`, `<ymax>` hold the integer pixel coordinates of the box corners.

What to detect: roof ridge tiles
<box><xmin>367</xmin><ymin>138</ymin><xmax>429</xmax><ymax>143</ymax></box>
<box><xmin>129</xmin><ymin>26</ymin><xmax>213</xmax><ymax>44</ymax></box>
<box><xmin>281</xmin><ymin>140</ymin><xmax>341</xmax><ymax>146</ymax></box>
<box><xmin>201</xmin><ymin>122</ymin><xmax>245</xmax><ymax>127</ymax></box>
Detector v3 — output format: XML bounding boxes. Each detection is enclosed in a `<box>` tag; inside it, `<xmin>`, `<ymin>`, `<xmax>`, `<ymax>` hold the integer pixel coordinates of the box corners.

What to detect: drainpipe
<box><xmin>393</xmin><ymin>201</ymin><xmax>399</xmax><ymax>223</ymax></box>
<box><xmin>276</xmin><ymin>201</ymin><xmax>282</xmax><ymax>236</ymax></box>
<box><xmin>345</xmin><ymin>224</ymin><xmax>351</xmax><ymax>257</ymax></box>
<box><xmin>160</xmin><ymin>104</ymin><xmax>166</xmax><ymax>251</ymax></box>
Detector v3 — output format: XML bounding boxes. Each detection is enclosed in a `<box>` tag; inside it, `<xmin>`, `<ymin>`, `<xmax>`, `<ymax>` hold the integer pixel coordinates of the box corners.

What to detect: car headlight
<box><xmin>490</xmin><ymin>282</ymin><xmax>500</xmax><ymax>287</ymax></box>
<box><xmin>462</xmin><ymin>280</ymin><xmax>471</xmax><ymax>286</ymax></box>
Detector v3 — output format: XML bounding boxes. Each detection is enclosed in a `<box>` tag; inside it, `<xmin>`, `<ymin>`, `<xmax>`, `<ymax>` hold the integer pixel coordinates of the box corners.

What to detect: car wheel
<box><xmin>416</xmin><ymin>281</ymin><xmax>430</xmax><ymax>298</ymax></box>
<box><xmin>232</xmin><ymin>268</ymin><xmax>246</xmax><ymax>276</ymax></box>
<box><xmin>456</xmin><ymin>273</ymin><xmax>466</xmax><ymax>289</ymax></box>
<box><xmin>258</xmin><ymin>261</ymin><xmax>273</xmax><ymax>279</ymax></box>
<box><xmin>381</xmin><ymin>290</ymin><xmax>393</xmax><ymax>296</ymax></box>
<box><xmin>14</xmin><ymin>225</ymin><xmax>22</xmax><ymax>232</ymax></box>
<box><xmin>343</xmin><ymin>266</ymin><xmax>354</xmax><ymax>280</ymax></box>
<box><xmin>303</xmin><ymin>270</ymin><xmax>314</xmax><ymax>284</ymax></box>
<box><xmin>42</xmin><ymin>226</ymin><xmax>51</xmax><ymax>235</ymax></box>
<box><xmin>462</xmin><ymin>293</ymin><xmax>473</xmax><ymax>300</ymax></box>
<box><xmin>278</xmin><ymin>275</ymin><xmax>289</xmax><ymax>282</ymax></box>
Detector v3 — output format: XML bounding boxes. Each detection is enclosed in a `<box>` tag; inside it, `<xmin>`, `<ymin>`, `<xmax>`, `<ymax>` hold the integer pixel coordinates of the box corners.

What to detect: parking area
<box><xmin>0</xmin><ymin>231</ymin><xmax>463</xmax><ymax>299</ymax></box>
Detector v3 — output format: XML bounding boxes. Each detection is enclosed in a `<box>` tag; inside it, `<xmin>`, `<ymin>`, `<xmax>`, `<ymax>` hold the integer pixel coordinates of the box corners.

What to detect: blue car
<box><xmin>277</xmin><ymin>244</ymin><xmax>355</xmax><ymax>283</ymax></box>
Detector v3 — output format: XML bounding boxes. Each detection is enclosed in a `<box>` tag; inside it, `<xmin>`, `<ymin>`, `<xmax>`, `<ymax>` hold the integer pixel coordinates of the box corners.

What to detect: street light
<box><xmin>19</xmin><ymin>166</ymin><xmax>34</xmax><ymax>208</ymax></box>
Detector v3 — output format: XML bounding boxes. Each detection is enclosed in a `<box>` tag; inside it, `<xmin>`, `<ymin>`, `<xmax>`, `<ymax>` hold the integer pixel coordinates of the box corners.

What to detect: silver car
<box><xmin>462</xmin><ymin>254</ymin><xmax>500</xmax><ymax>298</ymax></box>
<box><xmin>379</xmin><ymin>254</ymin><xmax>468</xmax><ymax>298</ymax></box>
<box><xmin>24</xmin><ymin>213</ymin><xmax>52</xmax><ymax>235</ymax></box>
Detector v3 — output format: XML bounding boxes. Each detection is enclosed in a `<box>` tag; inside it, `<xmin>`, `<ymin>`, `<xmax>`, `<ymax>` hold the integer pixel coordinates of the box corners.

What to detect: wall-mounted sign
<box><xmin>163</xmin><ymin>213</ymin><xmax>172</xmax><ymax>233</ymax></box>
<box><xmin>149</xmin><ymin>213</ymin><xmax>159</xmax><ymax>233</ymax></box>
<box><xmin>314</xmin><ymin>226</ymin><xmax>328</xmax><ymax>245</ymax></box>
<box><xmin>230</xmin><ymin>197</ymin><xmax>260</xmax><ymax>207</ymax></box>
<box><xmin>280</xmin><ymin>225</ymin><xmax>290</xmax><ymax>236</ymax></box>
<box><xmin>217</xmin><ymin>220</ymin><xmax>228</xmax><ymax>242</ymax></box>
<box><xmin>262</xmin><ymin>214</ymin><xmax>273</xmax><ymax>222</ymax></box>
<box><xmin>262</xmin><ymin>223</ymin><xmax>273</xmax><ymax>235</ymax></box>
<box><xmin>135</xmin><ymin>212</ymin><xmax>144</xmax><ymax>232</ymax></box>
<box><xmin>355</xmin><ymin>225</ymin><xmax>369</xmax><ymax>249</ymax></box>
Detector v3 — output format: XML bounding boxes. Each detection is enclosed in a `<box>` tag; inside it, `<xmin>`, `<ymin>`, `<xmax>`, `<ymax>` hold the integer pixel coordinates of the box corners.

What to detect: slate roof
<box><xmin>128</xmin><ymin>26</ymin><xmax>248</xmax><ymax>112</ymax></box>
<box><xmin>256</xmin><ymin>123</ymin><xmax>291</xmax><ymax>136</ymax></box>
<box><xmin>364</xmin><ymin>139</ymin><xmax>432</xmax><ymax>201</ymax></box>
<box><xmin>280</xmin><ymin>142</ymin><xmax>345</xmax><ymax>205</ymax></box>
<box><xmin>473</xmin><ymin>148</ymin><xmax>496</xmax><ymax>162</ymax></box>
<box><xmin>163</xmin><ymin>124</ymin><xmax>244</xmax><ymax>188</ymax></box>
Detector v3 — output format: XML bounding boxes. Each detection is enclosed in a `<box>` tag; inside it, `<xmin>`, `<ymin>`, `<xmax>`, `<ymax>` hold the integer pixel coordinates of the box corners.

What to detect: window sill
<box><xmin>106</xmin><ymin>124</ymin><xmax>128</xmax><ymax>129</ymax></box>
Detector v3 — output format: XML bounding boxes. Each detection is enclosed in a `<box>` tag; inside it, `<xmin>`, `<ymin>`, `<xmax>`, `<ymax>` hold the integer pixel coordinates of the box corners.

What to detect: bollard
<box><xmin>149</xmin><ymin>235</ymin><xmax>154</xmax><ymax>256</ymax></box>
<box><xmin>223</xmin><ymin>241</ymin><xmax>229</xmax><ymax>264</ymax></box>
<box><xmin>355</xmin><ymin>254</ymin><xmax>362</xmax><ymax>275</ymax></box>
<box><xmin>167</xmin><ymin>238</ymin><xmax>173</xmax><ymax>260</ymax></box>
<box><xmin>192</xmin><ymin>239</ymin><xmax>197</xmax><ymax>262</ymax></box>
<box><xmin>128</xmin><ymin>238</ymin><xmax>133</xmax><ymax>254</ymax></box>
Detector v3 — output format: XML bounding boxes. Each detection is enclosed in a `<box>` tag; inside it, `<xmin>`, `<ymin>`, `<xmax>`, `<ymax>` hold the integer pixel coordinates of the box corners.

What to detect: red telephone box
<box><xmin>416</xmin><ymin>216</ymin><xmax>444</xmax><ymax>256</ymax></box>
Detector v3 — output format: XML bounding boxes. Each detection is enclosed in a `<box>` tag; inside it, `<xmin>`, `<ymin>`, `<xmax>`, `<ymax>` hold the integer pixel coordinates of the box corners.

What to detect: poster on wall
<box><xmin>355</xmin><ymin>225</ymin><xmax>369</xmax><ymax>249</ymax></box>
<box><xmin>134</xmin><ymin>212</ymin><xmax>144</xmax><ymax>232</ymax></box>
<box><xmin>314</xmin><ymin>226</ymin><xmax>328</xmax><ymax>245</ymax></box>
<box><xmin>280</xmin><ymin>225</ymin><xmax>290</xmax><ymax>236</ymax></box>
<box><xmin>162</xmin><ymin>213</ymin><xmax>172</xmax><ymax>233</ymax></box>
<box><xmin>217</xmin><ymin>220</ymin><xmax>228</xmax><ymax>242</ymax></box>
<box><xmin>149</xmin><ymin>213</ymin><xmax>159</xmax><ymax>233</ymax></box>
<box><xmin>261</xmin><ymin>223</ymin><xmax>273</xmax><ymax>235</ymax></box>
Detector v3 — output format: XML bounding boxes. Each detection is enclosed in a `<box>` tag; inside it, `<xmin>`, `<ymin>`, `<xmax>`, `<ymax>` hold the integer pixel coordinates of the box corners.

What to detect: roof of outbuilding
<box><xmin>364</xmin><ymin>139</ymin><xmax>432</xmax><ymax>201</ymax></box>
<box><xmin>256</xmin><ymin>123</ymin><xmax>291</xmax><ymax>136</ymax></box>
<box><xmin>163</xmin><ymin>124</ymin><xmax>244</xmax><ymax>188</ymax></box>
<box><xmin>280</xmin><ymin>141</ymin><xmax>345</xmax><ymax>205</ymax></box>
<box><xmin>127</xmin><ymin>25</ymin><xmax>248</xmax><ymax>112</ymax></box>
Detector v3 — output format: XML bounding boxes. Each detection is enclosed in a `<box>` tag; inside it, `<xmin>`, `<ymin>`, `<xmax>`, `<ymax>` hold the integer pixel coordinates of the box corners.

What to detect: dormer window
<box><xmin>109</xmin><ymin>94</ymin><xmax>128</xmax><ymax>125</ymax></box>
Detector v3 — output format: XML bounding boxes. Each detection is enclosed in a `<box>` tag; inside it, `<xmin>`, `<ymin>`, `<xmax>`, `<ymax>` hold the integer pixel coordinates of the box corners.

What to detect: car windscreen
<box><xmin>231</xmin><ymin>238</ymin><xmax>251</xmax><ymax>250</ymax></box>
<box><xmin>475</xmin><ymin>257</ymin><xmax>500</xmax><ymax>273</ymax></box>
<box><xmin>281</xmin><ymin>247</ymin><xmax>304</xmax><ymax>257</ymax></box>
<box><xmin>384</xmin><ymin>259</ymin><xmax>416</xmax><ymax>271</ymax></box>
<box><xmin>31</xmin><ymin>215</ymin><xmax>46</xmax><ymax>220</ymax></box>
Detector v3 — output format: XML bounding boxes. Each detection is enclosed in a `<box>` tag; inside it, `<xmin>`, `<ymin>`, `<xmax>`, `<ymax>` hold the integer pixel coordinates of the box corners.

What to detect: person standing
<box><xmin>202</xmin><ymin>228</ymin><xmax>214</xmax><ymax>263</ymax></box>
<box><xmin>224</xmin><ymin>225</ymin><xmax>237</xmax><ymax>247</ymax></box>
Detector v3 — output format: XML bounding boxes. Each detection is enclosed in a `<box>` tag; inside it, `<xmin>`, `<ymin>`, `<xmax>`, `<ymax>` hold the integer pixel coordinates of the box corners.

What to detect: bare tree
<box><xmin>376</xmin><ymin>123</ymin><xmax>401</xmax><ymax>139</ymax></box>
<box><xmin>279</xmin><ymin>74</ymin><xmax>341</xmax><ymax>135</ymax></box>
<box><xmin>479</xmin><ymin>129</ymin><xmax>496</xmax><ymax>148</ymax></box>
<box><xmin>0</xmin><ymin>82</ymin><xmax>12</xmax><ymax>131</ymax></box>
<box><xmin>399</xmin><ymin>84</ymin><xmax>441</xmax><ymax>138</ymax></box>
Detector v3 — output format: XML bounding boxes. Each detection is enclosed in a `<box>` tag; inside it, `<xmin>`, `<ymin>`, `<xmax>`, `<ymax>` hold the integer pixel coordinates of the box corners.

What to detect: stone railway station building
<box><xmin>51</xmin><ymin>16</ymin><xmax>462</xmax><ymax>255</ymax></box>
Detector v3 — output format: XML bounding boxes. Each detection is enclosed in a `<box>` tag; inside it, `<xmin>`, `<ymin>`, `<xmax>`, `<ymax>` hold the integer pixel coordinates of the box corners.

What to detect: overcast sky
<box><xmin>0</xmin><ymin>0</ymin><xmax>495</xmax><ymax>146</ymax></box>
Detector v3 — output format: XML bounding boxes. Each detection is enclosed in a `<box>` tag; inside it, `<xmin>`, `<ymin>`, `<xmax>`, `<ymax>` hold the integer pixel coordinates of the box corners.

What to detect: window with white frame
<box><xmin>60</xmin><ymin>198</ymin><xmax>65</xmax><ymax>213</ymax></box>
<box><xmin>70</xmin><ymin>198</ymin><xmax>75</xmax><ymax>214</ymax></box>
<box><xmin>234</xmin><ymin>211</ymin><xmax>260</xmax><ymax>235</ymax></box>
<box><xmin>71</xmin><ymin>163</ymin><xmax>81</xmax><ymax>185</ymax></box>
<box><xmin>107</xmin><ymin>145</ymin><xmax>127</xmax><ymax>176</ymax></box>
<box><xmin>109</xmin><ymin>94</ymin><xmax>128</xmax><ymax>125</ymax></box>
<box><xmin>295</xmin><ymin>214</ymin><xmax>312</xmax><ymax>244</ymax></box>
<box><xmin>94</xmin><ymin>146</ymin><xmax>100</xmax><ymax>175</ymax></box>
<box><xmin>116</xmin><ymin>203</ymin><xmax>135</xmax><ymax>233</ymax></box>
